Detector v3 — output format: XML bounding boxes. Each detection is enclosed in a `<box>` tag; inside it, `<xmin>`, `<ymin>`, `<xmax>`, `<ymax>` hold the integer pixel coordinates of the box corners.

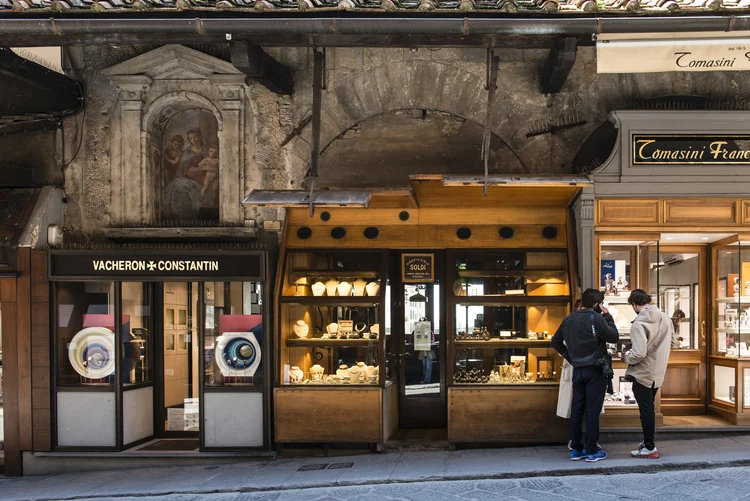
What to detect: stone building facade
<box><xmin>44</xmin><ymin>43</ymin><xmax>750</xmax><ymax>240</ymax></box>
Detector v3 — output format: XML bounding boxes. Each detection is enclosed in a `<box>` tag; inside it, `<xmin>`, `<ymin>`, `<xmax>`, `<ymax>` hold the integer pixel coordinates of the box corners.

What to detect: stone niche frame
<box><xmin>103</xmin><ymin>45</ymin><xmax>246</xmax><ymax>226</ymax></box>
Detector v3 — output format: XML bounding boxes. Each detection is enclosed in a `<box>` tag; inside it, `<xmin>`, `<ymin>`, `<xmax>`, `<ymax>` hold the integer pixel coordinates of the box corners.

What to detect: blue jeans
<box><xmin>569</xmin><ymin>365</ymin><xmax>607</xmax><ymax>455</ymax></box>
<box><xmin>422</xmin><ymin>357</ymin><xmax>433</xmax><ymax>383</ymax></box>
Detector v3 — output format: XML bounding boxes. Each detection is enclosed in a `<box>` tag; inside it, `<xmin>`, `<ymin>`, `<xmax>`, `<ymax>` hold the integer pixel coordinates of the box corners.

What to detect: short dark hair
<box><xmin>628</xmin><ymin>289</ymin><xmax>652</xmax><ymax>306</ymax></box>
<box><xmin>581</xmin><ymin>288</ymin><xmax>604</xmax><ymax>308</ymax></box>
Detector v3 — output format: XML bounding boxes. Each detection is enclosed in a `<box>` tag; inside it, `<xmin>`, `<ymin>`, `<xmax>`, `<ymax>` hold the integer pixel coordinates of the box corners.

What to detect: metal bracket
<box><xmin>482</xmin><ymin>49</ymin><xmax>500</xmax><ymax>196</ymax></box>
<box><xmin>309</xmin><ymin>48</ymin><xmax>325</xmax><ymax>217</ymax></box>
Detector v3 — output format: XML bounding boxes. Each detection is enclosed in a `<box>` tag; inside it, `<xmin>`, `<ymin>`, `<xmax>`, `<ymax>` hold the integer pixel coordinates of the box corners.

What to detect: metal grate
<box><xmin>297</xmin><ymin>463</ymin><xmax>329</xmax><ymax>471</ymax></box>
<box><xmin>327</xmin><ymin>462</ymin><xmax>354</xmax><ymax>469</ymax></box>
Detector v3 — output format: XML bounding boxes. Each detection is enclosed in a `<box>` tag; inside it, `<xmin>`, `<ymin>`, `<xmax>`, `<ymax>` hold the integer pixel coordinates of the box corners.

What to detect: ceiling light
<box><xmin>665</xmin><ymin>237</ymin><xmax>673</xmax><ymax>241</ymax></box>
<box><xmin>701</xmin><ymin>237</ymin><xmax>709</xmax><ymax>240</ymax></box>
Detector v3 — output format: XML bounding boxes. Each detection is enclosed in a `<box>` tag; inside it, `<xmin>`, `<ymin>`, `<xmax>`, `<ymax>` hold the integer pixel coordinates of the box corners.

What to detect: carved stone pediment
<box><xmin>102</xmin><ymin>45</ymin><xmax>242</xmax><ymax>82</ymax></box>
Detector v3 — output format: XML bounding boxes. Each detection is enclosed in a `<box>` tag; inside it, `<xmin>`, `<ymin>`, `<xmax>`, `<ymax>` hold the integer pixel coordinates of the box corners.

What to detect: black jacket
<box><xmin>551</xmin><ymin>309</ymin><xmax>619</xmax><ymax>367</ymax></box>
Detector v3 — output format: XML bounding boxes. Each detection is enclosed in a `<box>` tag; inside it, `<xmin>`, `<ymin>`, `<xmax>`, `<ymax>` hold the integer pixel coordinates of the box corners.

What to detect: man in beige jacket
<box><xmin>623</xmin><ymin>289</ymin><xmax>676</xmax><ymax>459</ymax></box>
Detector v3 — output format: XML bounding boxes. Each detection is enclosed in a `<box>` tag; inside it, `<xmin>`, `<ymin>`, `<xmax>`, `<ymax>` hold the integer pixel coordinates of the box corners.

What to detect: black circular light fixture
<box><xmin>364</xmin><ymin>227</ymin><xmax>380</xmax><ymax>239</ymax></box>
<box><xmin>331</xmin><ymin>227</ymin><xmax>347</xmax><ymax>239</ymax></box>
<box><xmin>297</xmin><ymin>227</ymin><xmax>313</xmax><ymax>240</ymax></box>
<box><xmin>499</xmin><ymin>227</ymin><xmax>514</xmax><ymax>239</ymax></box>
<box><xmin>542</xmin><ymin>226</ymin><xmax>558</xmax><ymax>239</ymax></box>
<box><xmin>320</xmin><ymin>211</ymin><xmax>331</xmax><ymax>222</ymax></box>
<box><xmin>399</xmin><ymin>211</ymin><xmax>410</xmax><ymax>221</ymax></box>
<box><xmin>457</xmin><ymin>227</ymin><xmax>472</xmax><ymax>240</ymax></box>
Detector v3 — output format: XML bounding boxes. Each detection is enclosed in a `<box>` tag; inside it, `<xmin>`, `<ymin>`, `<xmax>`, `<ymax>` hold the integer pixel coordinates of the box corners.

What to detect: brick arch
<box><xmin>285</xmin><ymin>60</ymin><xmax>515</xmax><ymax>173</ymax></box>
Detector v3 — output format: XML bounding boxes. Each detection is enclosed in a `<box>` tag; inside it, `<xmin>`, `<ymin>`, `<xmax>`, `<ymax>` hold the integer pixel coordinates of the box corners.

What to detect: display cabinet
<box><xmin>446</xmin><ymin>250</ymin><xmax>570</xmax><ymax>442</ymax></box>
<box><xmin>710</xmin><ymin>240</ymin><xmax>750</xmax><ymax>424</ymax></box>
<box><xmin>274</xmin><ymin>249</ymin><xmax>395</xmax><ymax>444</ymax></box>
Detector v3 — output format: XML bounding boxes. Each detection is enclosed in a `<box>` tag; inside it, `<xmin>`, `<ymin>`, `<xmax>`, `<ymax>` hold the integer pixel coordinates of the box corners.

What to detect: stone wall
<box><xmin>55</xmin><ymin>44</ymin><xmax>750</xmax><ymax>237</ymax></box>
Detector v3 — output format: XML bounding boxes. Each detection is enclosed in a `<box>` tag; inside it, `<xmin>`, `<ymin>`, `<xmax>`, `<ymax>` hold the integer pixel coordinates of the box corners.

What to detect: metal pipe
<box><xmin>0</xmin><ymin>15</ymin><xmax>747</xmax><ymax>43</ymax></box>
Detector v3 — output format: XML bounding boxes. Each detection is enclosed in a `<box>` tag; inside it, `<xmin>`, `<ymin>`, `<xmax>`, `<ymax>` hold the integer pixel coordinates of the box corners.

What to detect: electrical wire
<box><xmin>61</xmin><ymin>80</ymin><xmax>86</xmax><ymax>169</ymax></box>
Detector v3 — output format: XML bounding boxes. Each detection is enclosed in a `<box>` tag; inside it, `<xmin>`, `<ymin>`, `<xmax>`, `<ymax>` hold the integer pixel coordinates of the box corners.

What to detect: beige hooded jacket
<box><xmin>622</xmin><ymin>305</ymin><xmax>676</xmax><ymax>389</ymax></box>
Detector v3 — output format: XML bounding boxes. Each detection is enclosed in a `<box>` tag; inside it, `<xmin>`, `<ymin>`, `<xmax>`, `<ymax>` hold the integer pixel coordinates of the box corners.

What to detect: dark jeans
<box><xmin>632</xmin><ymin>379</ymin><xmax>658</xmax><ymax>450</ymax></box>
<box><xmin>570</xmin><ymin>365</ymin><xmax>607</xmax><ymax>455</ymax></box>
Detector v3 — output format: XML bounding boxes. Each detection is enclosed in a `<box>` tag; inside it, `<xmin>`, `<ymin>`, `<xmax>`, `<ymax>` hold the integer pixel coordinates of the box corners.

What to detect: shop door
<box><xmin>155</xmin><ymin>282</ymin><xmax>200</xmax><ymax>437</ymax></box>
<box><xmin>394</xmin><ymin>251</ymin><xmax>447</xmax><ymax>429</ymax></box>
<box><xmin>644</xmin><ymin>242</ymin><xmax>708</xmax><ymax>414</ymax></box>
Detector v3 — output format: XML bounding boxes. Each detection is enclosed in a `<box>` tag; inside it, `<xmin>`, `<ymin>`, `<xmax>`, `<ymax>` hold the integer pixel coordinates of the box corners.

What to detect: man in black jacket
<box><xmin>552</xmin><ymin>288</ymin><xmax>619</xmax><ymax>462</ymax></box>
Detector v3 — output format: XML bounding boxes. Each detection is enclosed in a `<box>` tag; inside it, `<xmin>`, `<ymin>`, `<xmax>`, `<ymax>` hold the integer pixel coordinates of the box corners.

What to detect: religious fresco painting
<box><xmin>161</xmin><ymin>109</ymin><xmax>220</xmax><ymax>221</ymax></box>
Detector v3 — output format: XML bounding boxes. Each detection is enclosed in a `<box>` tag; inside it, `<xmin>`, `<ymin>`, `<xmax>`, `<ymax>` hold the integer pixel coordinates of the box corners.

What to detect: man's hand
<box><xmin>598</xmin><ymin>303</ymin><xmax>609</xmax><ymax>315</ymax></box>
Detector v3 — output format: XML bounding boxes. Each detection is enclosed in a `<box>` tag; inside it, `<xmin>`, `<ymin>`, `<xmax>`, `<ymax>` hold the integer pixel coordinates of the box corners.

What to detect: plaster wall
<box><xmin>56</xmin><ymin>44</ymin><xmax>750</xmax><ymax>238</ymax></box>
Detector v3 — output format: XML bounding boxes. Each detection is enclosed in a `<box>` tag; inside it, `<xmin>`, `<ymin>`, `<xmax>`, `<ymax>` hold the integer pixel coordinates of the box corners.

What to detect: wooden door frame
<box><xmin>394</xmin><ymin>250</ymin><xmax>447</xmax><ymax>429</ymax></box>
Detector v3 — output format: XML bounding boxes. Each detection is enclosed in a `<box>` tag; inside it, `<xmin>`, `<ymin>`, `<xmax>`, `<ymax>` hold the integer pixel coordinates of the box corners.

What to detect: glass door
<box><xmin>395</xmin><ymin>252</ymin><xmax>446</xmax><ymax>429</ymax></box>
<box><xmin>158</xmin><ymin>282</ymin><xmax>200</xmax><ymax>437</ymax></box>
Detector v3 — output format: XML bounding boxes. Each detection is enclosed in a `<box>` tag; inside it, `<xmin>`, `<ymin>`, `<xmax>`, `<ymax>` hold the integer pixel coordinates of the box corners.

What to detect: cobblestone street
<box><xmin>13</xmin><ymin>466</ymin><xmax>750</xmax><ymax>501</ymax></box>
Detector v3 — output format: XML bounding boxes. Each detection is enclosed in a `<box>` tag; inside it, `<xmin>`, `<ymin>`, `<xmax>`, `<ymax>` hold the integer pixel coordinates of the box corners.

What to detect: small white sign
<box><xmin>414</xmin><ymin>321</ymin><xmax>432</xmax><ymax>351</ymax></box>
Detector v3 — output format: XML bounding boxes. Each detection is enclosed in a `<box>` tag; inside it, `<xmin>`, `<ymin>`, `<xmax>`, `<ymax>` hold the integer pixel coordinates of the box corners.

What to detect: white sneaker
<box><xmin>631</xmin><ymin>444</ymin><xmax>659</xmax><ymax>459</ymax></box>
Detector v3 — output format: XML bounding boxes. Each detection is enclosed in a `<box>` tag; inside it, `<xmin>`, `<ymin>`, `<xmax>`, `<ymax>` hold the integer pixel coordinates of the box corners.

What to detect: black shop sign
<box><xmin>402</xmin><ymin>254</ymin><xmax>434</xmax><ymax>283</ymax></box>
<box><xmin>49</xmin><ymin>251</ymin><xmax>264</xmax><ymax>281</ymax></box>
<box><xmin>633</xmin><ymin>134</ymin><xmax>750</xmax><ymax>165</ymax></box>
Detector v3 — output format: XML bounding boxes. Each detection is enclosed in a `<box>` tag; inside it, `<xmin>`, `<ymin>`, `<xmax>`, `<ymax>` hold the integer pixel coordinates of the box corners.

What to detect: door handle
<box><xmin>701</xmin><ymin>321</ymin><xmax>706</xmax><ymax>339</ymax></box>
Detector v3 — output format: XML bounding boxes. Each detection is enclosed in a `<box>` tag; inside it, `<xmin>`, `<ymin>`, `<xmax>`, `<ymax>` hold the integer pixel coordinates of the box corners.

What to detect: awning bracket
<box><xmin>482</xmin><ymin>49</ymin><xmax>499</xmax><ymax>197</ymax></box>
<box><xmin>309</xmin><ymin>48</ymin><xmax>325</xmax><ymax>217</ymax></box>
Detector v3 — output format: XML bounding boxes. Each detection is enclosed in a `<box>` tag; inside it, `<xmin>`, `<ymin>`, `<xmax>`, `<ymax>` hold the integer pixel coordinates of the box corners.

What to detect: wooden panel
<box><xmin>742</xmin><ymin>201</ymin><xmax>750</xmax><ymax>224</ymax></box>
<box><xmin>382</xmin><ymin>382</ymin><xmax>398</xmax><ymax>443</ymax></box>
<box><xmin>448</xmin><ymin>387</ymin><xmax>567</xmax><ymax>442</ymax></box>
<box><xmin>661</xmin><ymin>366</ymin><xmax>699</xmax><ymax>398</ymax></box>
<box><xmin>16</xmin><ymin>248</ymin><xmax>32</xmax><ymax>452</ymax></box>
<box><xmin>31</xmin><ymin>388</ymin><xmax>51</xmax><ymax>410</ymax></box>
<box><xmin>417</xmin><ymin>225</ymin><xmax>566</xmax><ymax>249</ymax></box>
<box><xmin>664</xmin><ymin>199</ymin><xmax>737</xmax><ymax>225</ymax></box>
<box><xmin>0</xmin><ymin>277</ymin><xmax>16</xmax><ymax>301</ymax></box>
<box><xmin>2</xmin><ymin>295</ymin><xmax>21</xmax><ymax>475</ymax></box>
<box><xmin>287</xmin><ymin>208</ymin><xmax>418</xmax><ymax>227</ymax></box>
<box><xmin>596</xmin><ymin>199</ymin><xmax>660</xmax><ymax>225</ymax></box>
<box><xmin>274</xmin><ymin>388</ymin><xmax>382</xmax><ymax>443</ymax></box>
<box><xmin>412</xmin><ymin>180</ymin><xmax>580</xmax><ymax>208</ymax></box>
<box><xmin>418</xmin><ymin>207</ymin><xmax>566</xmax><ymax>226</ymax></box>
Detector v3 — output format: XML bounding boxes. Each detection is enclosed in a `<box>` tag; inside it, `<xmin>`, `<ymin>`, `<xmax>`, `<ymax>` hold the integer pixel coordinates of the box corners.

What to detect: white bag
<box><xmin>556</xmin><ymin>360</ymin><xmax>606</xmax><ymax>419</ymax></box>
<box><xmin>556</xmin><ymin>360</ymin><xmax>573</xmax><ymax>419</ymax></box>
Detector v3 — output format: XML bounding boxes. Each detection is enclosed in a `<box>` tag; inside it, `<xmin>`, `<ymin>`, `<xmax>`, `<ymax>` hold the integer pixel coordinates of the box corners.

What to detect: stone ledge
<box><xmin>102</xmin><ymin>226</ymin><xmax>260</xmax><ymax>240</ymax></box>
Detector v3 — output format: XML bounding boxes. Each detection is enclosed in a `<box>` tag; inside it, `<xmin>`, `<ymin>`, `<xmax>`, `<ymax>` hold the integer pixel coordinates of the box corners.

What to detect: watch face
<box><xmin>68</xmin><ymin>327</ymin><xmax>116</xmax><ymax>379</ymax></box>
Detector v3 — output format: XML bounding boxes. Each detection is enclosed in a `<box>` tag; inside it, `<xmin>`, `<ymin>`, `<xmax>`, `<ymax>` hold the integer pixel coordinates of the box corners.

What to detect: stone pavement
<box><xmin>5</xmin><ymin>436</ymin><xmax>750</xmax><ymax>500</ymax></box>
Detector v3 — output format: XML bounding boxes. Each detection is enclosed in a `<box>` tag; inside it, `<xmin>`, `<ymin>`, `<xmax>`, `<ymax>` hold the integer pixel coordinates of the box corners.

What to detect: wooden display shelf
<box><xmin>280</xmin><ymin>296</ymin><xmax>380</xmax><ymax>306</ymax></box>
<box><xmin>454</xmin><ymin>339</ymin><xmax>552</xmax><ymax>348</ymax></box>
<box><xmin>451</xmin><ymin>295</ymin><xmax>570</xmax><ymax>306</ymax></box>
<box><xmin>290</xmin><ymin>269</ymin><xmax>380</xmax><ymax>280</ymax></box>
<box><xmin>716</xmin><ymin>296</ymin><xmax>750</xmax><ymax>303</ymax></box>
<box><xmin>457</xmin><ymin>269</ymin><xmax>565</xmax><ymax>279</ymax></box>
<box><xmin>286</xmin><ymin>338</ymin><xmax>380</xmax><ymax>348</ymax></box>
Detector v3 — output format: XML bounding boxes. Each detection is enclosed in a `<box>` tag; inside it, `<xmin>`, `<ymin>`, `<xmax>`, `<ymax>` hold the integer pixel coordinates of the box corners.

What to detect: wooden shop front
<box><xmin>270</xmin><ymin>175</ymin><xmax>584</xmax><ymax>447</ymax></box>
<box><xmin>584</xmin><ymin>110</ymin><xmax>750</xmax><ymax>429</ymax></box>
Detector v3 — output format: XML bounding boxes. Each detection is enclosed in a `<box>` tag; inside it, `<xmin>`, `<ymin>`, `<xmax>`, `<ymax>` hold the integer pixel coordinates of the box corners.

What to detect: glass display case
<box><xmin>715</xmin><ymin>242</ymin><xmax>750</xmax><ymax>358</ymax></box>
<box><xmin>448</xmin><ymin>250</ymin><xmax>570</xmax><ymax>386</ymax></box>
<box><xmin>279</xmin><ymin>250</ymin><xmax>387</xmax><ymax>387</ymax></box>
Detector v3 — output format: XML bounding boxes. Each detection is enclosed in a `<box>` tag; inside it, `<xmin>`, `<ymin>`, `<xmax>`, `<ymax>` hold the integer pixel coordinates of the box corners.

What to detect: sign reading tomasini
<box><xmin>633</xmin><ymin>135</ymin><xmax>750</xmax><ymax>165</ymax></box>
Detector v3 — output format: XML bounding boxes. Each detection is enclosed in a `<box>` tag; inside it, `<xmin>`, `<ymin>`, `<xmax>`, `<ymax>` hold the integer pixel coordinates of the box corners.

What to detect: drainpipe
<box><xmin>0</xmin><ymin>16</ymin><xmax>749</xmax><ymax>44</ymax></box>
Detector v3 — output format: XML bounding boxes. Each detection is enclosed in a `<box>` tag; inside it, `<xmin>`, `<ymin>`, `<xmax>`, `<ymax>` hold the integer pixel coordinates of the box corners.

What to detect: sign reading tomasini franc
<box><xmin>402</xmin><ymin>254</ymin><xmax>434</xmax><ymax>283</ymax></box>
<box><xmin>633</xmin><ymin>135</ymin><xmax>750</xmax><ymax>165</ymax></box>
<box><xmin>597</xmin><ymin>35</ymin><xmax>750</xmax><ymax>73</ymax></box>
<box><xmin>49</xmin><ymin>251</ymin><xmax>264</xmax><ymax>281</ymax></box>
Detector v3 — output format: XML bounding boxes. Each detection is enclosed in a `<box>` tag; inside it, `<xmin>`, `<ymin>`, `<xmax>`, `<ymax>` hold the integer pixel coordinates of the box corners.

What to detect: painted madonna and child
<box><xmin>161</xmin><ymin>111</ymin><xmax>221</xmax><ymax>221</ymax></box>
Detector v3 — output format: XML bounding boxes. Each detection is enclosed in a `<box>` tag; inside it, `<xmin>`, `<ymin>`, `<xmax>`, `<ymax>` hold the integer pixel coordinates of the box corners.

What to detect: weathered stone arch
<box><xmin>142</xmin><ymin>91</ymin><xmax>224</xmax><ymax>134</ymax></box>
<box><xmin>285</xmin><ymin>60</ymin><xmax>518</xmax><ymax>183</ymax></box>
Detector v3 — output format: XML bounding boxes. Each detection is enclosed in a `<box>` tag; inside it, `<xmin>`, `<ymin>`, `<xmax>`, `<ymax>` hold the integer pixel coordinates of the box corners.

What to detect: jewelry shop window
<box><xmin>121</xmin><ymin>282</ymin><xmax>152</xmax><ymax>385</ymax></box>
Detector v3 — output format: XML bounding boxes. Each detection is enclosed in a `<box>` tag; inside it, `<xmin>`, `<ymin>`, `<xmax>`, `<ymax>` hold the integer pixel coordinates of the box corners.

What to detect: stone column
<box><xmin>108</xmin><ymin>75</ymin><xmax>153</xmax><ymax>225</ymax></box>
<box><xmin>574</xmin><ymin>188</ymin><xmax>596</xmax><ymax>292</ymax></box>
<box><xmin>209</xmin><ymin>75</ymin><xmax>247</xmax><ymax>225</ymax></box>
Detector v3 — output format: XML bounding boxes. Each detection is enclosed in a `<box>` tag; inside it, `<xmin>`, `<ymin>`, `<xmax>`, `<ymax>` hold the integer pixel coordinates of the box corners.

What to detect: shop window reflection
<box><xmin>56</xmin><ymin>282</ymin><xmax>116</xmax><ymax>386</ymax></box>
<box><xmin>121</xmin><ymin>282</ymin><xmax>152</xmax><ymax>385</ymax></box>
<box><xmin>204</xmin><ymin>281</ymin><xmax>263</xmax><ymax>387</ymax></box>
